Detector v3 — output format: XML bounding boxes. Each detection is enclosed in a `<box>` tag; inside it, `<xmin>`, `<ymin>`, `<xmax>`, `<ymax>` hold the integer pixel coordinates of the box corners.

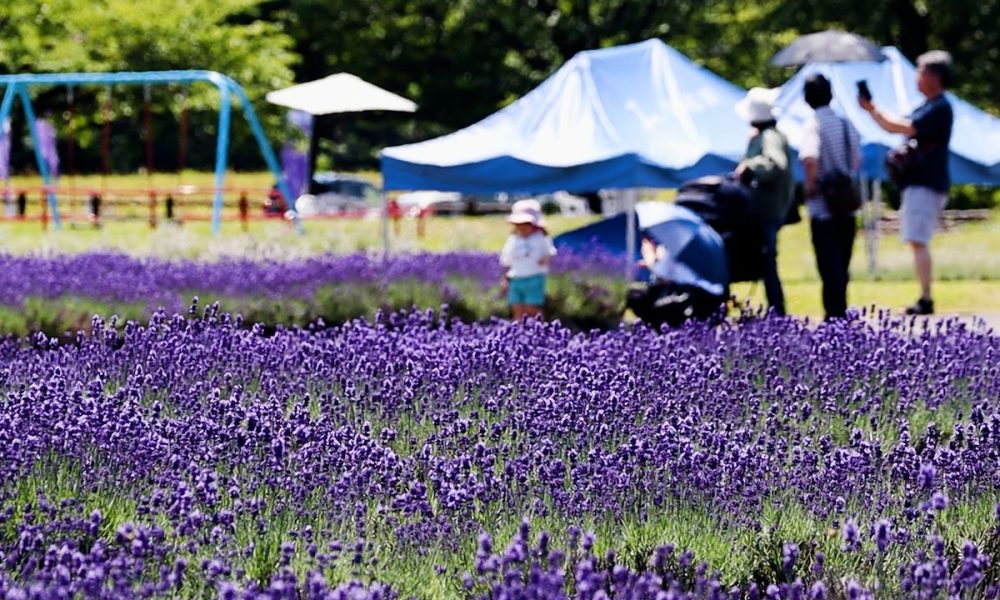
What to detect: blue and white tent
<box><xmin>380</xmin><ymin>39</ymin><xmax>750</xmax><ymax>194</ymax></box>
<box><xmin>775</xmin><ymin>47</ymin><xmax>1000</xmax><ymax>184</ymax></box>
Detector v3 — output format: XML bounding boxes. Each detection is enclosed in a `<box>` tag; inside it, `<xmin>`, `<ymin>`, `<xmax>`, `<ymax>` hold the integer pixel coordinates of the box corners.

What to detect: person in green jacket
<box><xmin>735</xmin><ymin>87</ymin><xmax>796</xmax><ymax>316</ymax></box>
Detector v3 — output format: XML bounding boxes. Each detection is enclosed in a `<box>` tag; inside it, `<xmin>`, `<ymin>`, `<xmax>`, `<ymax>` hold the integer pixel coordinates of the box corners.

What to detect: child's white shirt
<box><xmin>500</xmin><ymin>232</ymin><xmax>556</xmax><ymax>278</ymax></box>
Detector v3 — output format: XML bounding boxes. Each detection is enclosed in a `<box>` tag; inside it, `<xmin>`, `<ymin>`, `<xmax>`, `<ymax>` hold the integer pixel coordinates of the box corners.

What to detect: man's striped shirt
<box><xmin>799</xmin><ymin>106</ymin><xmax>862</xmax><ymax>220</ymax></box>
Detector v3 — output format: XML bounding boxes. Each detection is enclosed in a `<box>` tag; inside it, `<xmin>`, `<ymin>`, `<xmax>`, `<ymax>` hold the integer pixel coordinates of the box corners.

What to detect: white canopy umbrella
<box><xmin>267</xmin><ymin>73</ymin><xmax>415</xmax><ymax>249</ymax></box>
<box><xmin>266</xmin><ymin>73</ymin><xmax>416</xmax><ymax>115</ymax></box>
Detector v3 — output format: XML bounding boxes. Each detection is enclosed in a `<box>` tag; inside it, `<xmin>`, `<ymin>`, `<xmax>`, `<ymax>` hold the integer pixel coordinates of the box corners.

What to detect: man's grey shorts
<box><xmin>901</xmin><ymin>186</ymin><xmax>948</xmax><ymax>244</ymax></box>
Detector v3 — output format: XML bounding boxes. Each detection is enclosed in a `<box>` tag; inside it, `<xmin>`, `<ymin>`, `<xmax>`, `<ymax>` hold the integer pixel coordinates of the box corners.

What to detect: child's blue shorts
<box><xmin>508</xmin><ymin>274</ymin><xmax>546</xmax><ymax>306</ymax></box>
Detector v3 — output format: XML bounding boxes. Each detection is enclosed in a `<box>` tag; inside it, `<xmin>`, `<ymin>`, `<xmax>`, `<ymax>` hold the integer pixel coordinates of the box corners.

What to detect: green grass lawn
<box><xmin>738</xmin><ymin>213</ymin><xmax>1000</xmax><ymax>317</ymax></box>
<box><xmin>2</xmin><ymin>171</ymin><xmax>999</xmax><ymax>318</ymax></box>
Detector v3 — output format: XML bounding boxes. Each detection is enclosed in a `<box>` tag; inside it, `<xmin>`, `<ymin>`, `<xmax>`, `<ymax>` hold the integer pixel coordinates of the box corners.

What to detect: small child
<box><xmin>500</xmin><ymin>200</ymin><xmax>556</xmax><ymax>321</ymax></box>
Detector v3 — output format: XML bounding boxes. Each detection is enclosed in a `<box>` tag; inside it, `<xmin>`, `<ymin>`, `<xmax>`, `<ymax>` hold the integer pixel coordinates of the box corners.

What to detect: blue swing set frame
<box><xmin>0</xmin><ymin>70</ymin><xmax>295</xmax><ymax>234</ymax></box>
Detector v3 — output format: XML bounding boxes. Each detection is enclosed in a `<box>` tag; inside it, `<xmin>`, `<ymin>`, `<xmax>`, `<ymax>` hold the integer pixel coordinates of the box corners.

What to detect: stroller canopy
<box><xmin>554</xmin><ymin>202</ymin><xmax>728</xmax><ymax>296</ymax></box>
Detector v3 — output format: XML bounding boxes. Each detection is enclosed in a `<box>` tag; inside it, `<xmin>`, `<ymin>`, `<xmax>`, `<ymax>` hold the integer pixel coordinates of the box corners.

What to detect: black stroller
<box><xmin>626</xmin><ymin>280</ymin><xmax>726</xmax><ymax>329</ymax></box>
<box><xmin>620</xmin><ymin>202</ymin><xmax>732</xmax><ymax>329</ymax></box>
<box><xmin>674</xmin><ymin>175</ymin><xmax>768</xmax><ymax>284</ymax></box>
<box><xmin>624</xmin><ymin>175</ymin><xmax>769</xmax><ymax>328</ymax></box>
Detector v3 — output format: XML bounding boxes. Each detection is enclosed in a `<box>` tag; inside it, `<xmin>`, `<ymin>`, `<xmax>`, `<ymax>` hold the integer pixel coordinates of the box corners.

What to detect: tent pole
<box><xmin>871</xmin><ymin>180</ymin><xmax>881</xmax><ymax>274</ymax></box>
<box><xmin>859</xmin><ymin>174</ymin><xmax>871</xmax><ymax>275</ymax></box>
<box><xmin>625</xmin><ymin>188</ymin><xmax>637</xmax><ymax>282</ymax></box>
<box><xmin>381</xmin><ymin>190</ymin><xmax>390</xmax><ymax>259</ymax></box>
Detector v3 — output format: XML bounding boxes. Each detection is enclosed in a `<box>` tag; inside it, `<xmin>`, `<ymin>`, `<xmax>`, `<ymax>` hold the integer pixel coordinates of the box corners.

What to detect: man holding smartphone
<box><xmin>859</xmin><ymin>50</ymin><xmax>954</xmax><ymax>315</ymax></box>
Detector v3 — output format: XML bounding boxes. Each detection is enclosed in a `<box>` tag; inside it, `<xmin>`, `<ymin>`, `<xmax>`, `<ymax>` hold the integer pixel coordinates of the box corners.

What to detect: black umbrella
<box><xmin>771</xmin><ymin>30</ymin><xmax>886</xmax><ymax>67</ymax></box>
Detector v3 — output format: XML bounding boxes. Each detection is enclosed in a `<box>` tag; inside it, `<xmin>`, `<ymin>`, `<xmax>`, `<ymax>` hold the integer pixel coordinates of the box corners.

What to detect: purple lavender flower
<box><xmin>873</xmin><ymin>519</ymin><xmax>891</xmax><ymax>552</ymax></box>
<box><xmin>846</xmin><ymin>580</ymin><xmax>864</xmax><ymax>599</ymax></box>
<box><xmin>0</xmin><ymin>299</ymin><xmax>996</xmax><ymax>597</ymax></box>
<box><xmin>843</xmin><ymin>519</ymin><xmax>861</xmax><ymax>552</ymax></box>
<box><xmin>782</xmin><ymin>542</ymin><xmax>800</xmax><ymax>574</ymax></box>
<box><xmin>810</xmin><ymin>581</ymin><xmax>827</xmax><ymax>599</ymax></box>
<box><xmin>918</xmin><ymin>463</ymin><xmax>936</xmax><ymax>490</ymax></box>
<box><xmin>811</xmin><ymin>551</ymin><xmax>825</xmax><ymax>578</ymax></box>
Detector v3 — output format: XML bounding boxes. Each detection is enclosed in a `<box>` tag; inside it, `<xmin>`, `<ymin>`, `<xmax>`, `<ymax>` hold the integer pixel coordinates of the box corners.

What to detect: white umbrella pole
<box><xmin>625</xmin><ymin>188</ymin><xmax>638</xmax><ymax>282</ymax></box>
<box><xmin>307</xmin><ymin>116</ymin><xmax>320</xmax><ymax>194</ymax></box>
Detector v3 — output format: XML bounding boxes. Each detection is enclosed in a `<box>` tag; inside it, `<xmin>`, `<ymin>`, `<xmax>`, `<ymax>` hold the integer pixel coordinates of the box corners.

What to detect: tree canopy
<box><xmin>1</xmin><ymin>0</ymin><xmax>997</xmax><ymax>171</ymax></box>
<box><xmin>0</xmin><ymin>0</ymin><xmax>296</xmax><ymax>171</ymax></box>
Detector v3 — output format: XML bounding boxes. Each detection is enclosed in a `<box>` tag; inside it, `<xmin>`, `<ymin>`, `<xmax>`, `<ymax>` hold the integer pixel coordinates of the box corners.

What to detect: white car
<box><xmin>294</xmin><ymin>173</ymin><xmax>379</xmax><ymax>216</ymax></box>
<box><xmin>535</xmin><ymin>192</ymin><xmax>591</xmax><ymax>216</ymax></box>
<box><xmin>396</xmin><ymin>191</ymin><xmax>464</xmax><ymax>216</ymax></box>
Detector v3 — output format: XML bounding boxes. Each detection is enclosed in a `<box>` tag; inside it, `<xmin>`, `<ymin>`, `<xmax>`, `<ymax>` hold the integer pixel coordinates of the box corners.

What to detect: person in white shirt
<box><xmin>798</xmin><ymin>74</ymin><xmax>862</xmax><ymax>320</ymax></box>
<box><xmin>500</xmin><ymin>199</ymin><xmax>557</xmax><ymax>321</ymax></box>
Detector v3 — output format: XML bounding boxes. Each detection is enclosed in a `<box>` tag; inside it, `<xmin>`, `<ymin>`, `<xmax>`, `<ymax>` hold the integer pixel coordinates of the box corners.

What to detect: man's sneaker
<box><xmin>905</xmin><ymin>298</ymin><xmax>934</xmax><ymax>316</ymax></box>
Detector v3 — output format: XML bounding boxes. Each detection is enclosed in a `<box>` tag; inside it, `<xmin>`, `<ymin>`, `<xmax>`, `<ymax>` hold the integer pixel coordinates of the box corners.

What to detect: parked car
<box><xmin>462</xmin><ymin>194</ymin><xmax>515</xmax><ymax>216</ymax></box>
<box><xmin>267</xmin><ymin>173</ymin><xmax>380</xmax><ymax>217</ymax></box>
<box><xmin>395</xmin><ymin>191</ymin><xmax>462</xmax><ymax>217</ymax></box>
<box><xmin>533</xmin><ymin>192</ymin><xmax>591</xmax><ymax>216</ymax></box>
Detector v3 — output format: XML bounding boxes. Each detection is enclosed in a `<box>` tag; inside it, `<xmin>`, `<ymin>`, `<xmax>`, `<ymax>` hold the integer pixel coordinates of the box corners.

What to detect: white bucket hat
<box><xmin>506</xmin><ymin>199</ymin><xmax>545</xmax><ymax>227</ymax></box>
<box><xmin>735</xmin><ymin>87</ymin><xmax>781</xmax><ymax>123</ymax></box>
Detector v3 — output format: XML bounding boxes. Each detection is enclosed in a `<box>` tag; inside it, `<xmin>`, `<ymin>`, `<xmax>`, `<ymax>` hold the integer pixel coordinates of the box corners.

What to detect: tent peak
<box><xmin>381</xmin><ymin>39</ymin><xmax>749</xmax><ymax>193</ymax></box>
<box><xmin>574</xmin><ymin>38</ymin><xmax>671</xmax><ymax>60</ymax></box>
<box><xmin>774</xmin><ymin>46</ymin><xmax>1000</xmax><ymax>183</ymax></box>
<box><xmin>266</xmin><ymin>73</ymin><xmax>417</xmax><ymax>116</ymax></box>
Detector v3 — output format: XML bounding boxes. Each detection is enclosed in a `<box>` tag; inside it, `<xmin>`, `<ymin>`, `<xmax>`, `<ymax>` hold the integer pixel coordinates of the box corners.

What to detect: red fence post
<box><xmin>417</xmin><ymin>206</ymin><xmax>427</xmax><ymax>238</ymax></box>
<box><xmin>239</xmin><ymin>192</ymin><xmax>249</xmax><ymax>232</ymax></box>
<box><xmin>149</xmin><ymin>192</ymin><xmax>157</xmax><ymax>229</ymax></box>
<box><xmin>388</xmin><ymin>197</ymin><xmax>402</xmax><ymax>236</ymax></box>
<box><xmin>89</xmin><ymin>194</ymin><xmax>102</xmax><ymax>228</ymax></box>
<box><xmin>40</xmin><ymin>192</ymin><xmax>48</xmax><ymax>231</ymax></box>
<box><xmin>16</xmin><ymin>191</ymin><xmax>27</xmax><ymax>220</ymax></box>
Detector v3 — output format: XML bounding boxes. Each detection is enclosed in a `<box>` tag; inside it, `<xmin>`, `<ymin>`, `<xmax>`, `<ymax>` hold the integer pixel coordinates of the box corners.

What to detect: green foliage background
<box><xmin>1</xmin><ymin>0</ymin><xmax>998</xmax><ymax>170</ymax></box>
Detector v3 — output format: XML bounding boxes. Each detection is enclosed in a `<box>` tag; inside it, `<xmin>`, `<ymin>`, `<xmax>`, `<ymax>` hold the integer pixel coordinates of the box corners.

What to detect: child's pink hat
<box><xmin>506</xmin><ymin>199</ymin><xmax>546</xmax><ymax>227</ymax></box>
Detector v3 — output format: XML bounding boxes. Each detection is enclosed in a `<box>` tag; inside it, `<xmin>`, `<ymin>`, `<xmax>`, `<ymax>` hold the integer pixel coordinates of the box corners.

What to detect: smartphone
<box><xmin>857</xmin><ymin>80</ymin><xmax>872</xmax><ymax>102</ymax></box>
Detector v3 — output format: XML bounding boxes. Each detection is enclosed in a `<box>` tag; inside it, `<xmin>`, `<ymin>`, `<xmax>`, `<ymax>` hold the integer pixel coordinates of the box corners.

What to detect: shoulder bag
<box><xmin>885</xmin><ymin>139</ymin><xmax>927</xmax><ymax>186</ymax></box>
<box><xmin>820</xmin><ymin>119</ymin><xmax>861</xmax><ymax>216</ymax></box>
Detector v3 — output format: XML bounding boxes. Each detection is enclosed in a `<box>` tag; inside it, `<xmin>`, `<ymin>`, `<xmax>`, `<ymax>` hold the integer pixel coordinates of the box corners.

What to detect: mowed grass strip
<box><xmin>2</xmin><ymin>172</ymin><xmax>999</xmax><ymax>318</ymax></box>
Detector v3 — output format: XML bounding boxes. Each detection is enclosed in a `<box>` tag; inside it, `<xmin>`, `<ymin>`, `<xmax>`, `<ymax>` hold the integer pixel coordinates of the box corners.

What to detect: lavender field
<box><xmin>0</xmin><ymin>252</ymin><xmax>626</xmax><ymax>336</ymax></box>
<box><xmin>0</xmin><ymin>304</ymin><xmax>998</xmax><ymax>598</ymax></box>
